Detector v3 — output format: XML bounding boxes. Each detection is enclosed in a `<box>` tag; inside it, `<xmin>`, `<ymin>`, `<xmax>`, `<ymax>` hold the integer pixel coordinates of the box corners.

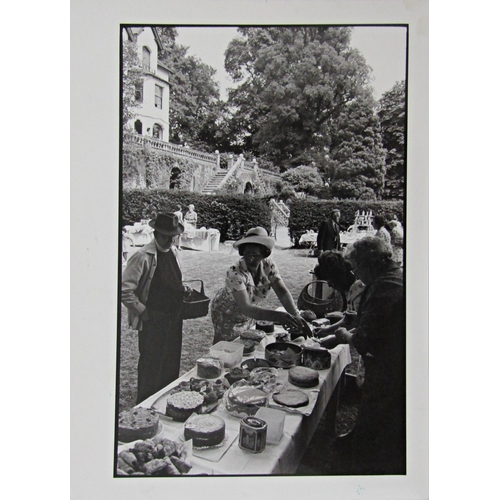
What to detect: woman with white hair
<box><xmin>316</xmin><ymin>236</ymin><xmax>405</xmax><ymax>475</ymax></box>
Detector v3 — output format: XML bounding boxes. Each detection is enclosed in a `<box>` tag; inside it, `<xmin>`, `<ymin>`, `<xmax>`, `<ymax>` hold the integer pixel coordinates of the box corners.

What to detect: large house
<box><xmin>122</xmin><ymin>26</ymin><xmax>282</xmax><ymax>195</ymax></box>
<box><xmin>124</xmin><ymin>27</ymin><xmax>171</xmax><ymax>141</ymax></box>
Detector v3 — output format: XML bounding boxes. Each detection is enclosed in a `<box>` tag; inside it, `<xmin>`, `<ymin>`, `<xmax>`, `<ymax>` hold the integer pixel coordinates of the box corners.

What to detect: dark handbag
<box><xmin>297</xmin><ymin>280</ymin><xmax>346</xmax><ymax>318</ymax></box>
<box><xmin>182</xmin><ymin>279</ymin><xmax>210</xmax><ymax>320</ymax></box>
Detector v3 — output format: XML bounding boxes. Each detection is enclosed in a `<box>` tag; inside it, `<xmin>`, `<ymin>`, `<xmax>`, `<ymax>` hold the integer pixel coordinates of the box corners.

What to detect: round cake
<box><xmin>166</xmin><ymin>391</ymin><xmax>204</xmax><ymax>421</ymax></box>
<box><xmin>288</xmin><ymin>366</ymin><xmax>320</xmax><ymax>388</ymax></box>
<box><xmin>239</xmin><ymin>329</ymin><xmax>266</xmax><ymax>342</ymax></box>
<box><xmin>273</xmin><ymin>388</ymin><xmax>309</xmax><ymax>408</ymax></box>
<box><xmin>184</xmin><ymin>414</ymin><xmax>226</xmax><ymax>447</ymax></box>
<box><xmin>118</xmin><ymin>407</ymin><xmax>159</xmax><ymax>442</ymax></box>
<box><xmin>225</xmin><ymin>366</ymin><xmax>250</xmax><ymax>385</ymax></box>
<box><xmin>225</xmin><ymin>386</ymin><xmax>268</xmax><ymax>417</ymax></box>
<box><xmin>256</xmin><ymin>320</ymin><xmax>274</xmax><ymax>333</ymax></box>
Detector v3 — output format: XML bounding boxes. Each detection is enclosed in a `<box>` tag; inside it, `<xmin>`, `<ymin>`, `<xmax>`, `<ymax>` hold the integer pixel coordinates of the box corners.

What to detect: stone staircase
<box><xmin>201</xmin><ymin>170</ymin><xmax>230</xmax><ymax>194</ymax></box>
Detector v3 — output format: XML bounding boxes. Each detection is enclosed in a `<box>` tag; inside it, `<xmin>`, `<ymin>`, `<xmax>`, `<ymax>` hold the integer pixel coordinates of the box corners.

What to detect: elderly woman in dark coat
<box><xmin>317</xmin><ymin>236</ymin><xmax>405</xmax><ymax>475</ymax></box>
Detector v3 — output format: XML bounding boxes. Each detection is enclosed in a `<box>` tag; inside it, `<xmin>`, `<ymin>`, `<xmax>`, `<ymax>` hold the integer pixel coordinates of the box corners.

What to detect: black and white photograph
<box><xmin>72</xmin><ymin>1</ymin><xmax>429</xmax><ymax>499</ymax></box>
<box><xmin>117</xmin><ymin>23</ymin><xmax>408</xmax><ymax>477</ymax></box>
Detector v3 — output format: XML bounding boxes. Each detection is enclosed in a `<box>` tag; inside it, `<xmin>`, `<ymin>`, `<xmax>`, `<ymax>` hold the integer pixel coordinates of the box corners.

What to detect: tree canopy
<box><xmin>281</xmin><ymin>165</ymin><xmax>325</xmax><ymax>195</ymax></box>
<box><xmin>224</xmin><ymin>27</ymin><xmax>374</xmax><ymax>170</ymax></box>
<box><xmin>122</xmin><ymin>33</ymin><xmax>144</xmax><ymax>128</ymax></box>
<box><xmin>156</xmin><ymin>27</ymin><xmax>223</xmax><ymax>151</ymax></box>
<box><xmin>377</xmin><ymin>81</ymin><xmax>406</xmax><ymax>199</ymax></box>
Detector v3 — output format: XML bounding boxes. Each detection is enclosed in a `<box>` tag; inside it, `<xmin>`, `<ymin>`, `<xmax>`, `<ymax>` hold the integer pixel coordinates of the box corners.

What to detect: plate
<box><xmin>151</xmin><ymin>389</ymin><xmax>220</xmax><ymax>418</ymax></box>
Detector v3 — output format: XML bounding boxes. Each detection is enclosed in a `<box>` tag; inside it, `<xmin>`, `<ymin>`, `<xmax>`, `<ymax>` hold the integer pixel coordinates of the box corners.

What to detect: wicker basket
<box><xmin>297</xmin><ymin>280</ymin><xmax>346</xmax><ymax>318</ymax></box>
<box><xmin>182</xmin><ymin>279</ymin><xmax>210</xmax><ymax>320</ymax></box>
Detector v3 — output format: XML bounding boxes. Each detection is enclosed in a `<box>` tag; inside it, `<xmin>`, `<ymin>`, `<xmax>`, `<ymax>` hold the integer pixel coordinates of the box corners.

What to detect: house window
<box><xmin>155</xmin><ymin>85</ymin><xmax>163</xmax><ymax>109</ymax></box>
<box><xmin>142</xmin><ymin>47</ymin><xmax>151</xmax><ymax>72</ymax></box>
<box><xmin>134</xmin><ymin>82</ymin><xmax>143</xmax><ymax>102</ymax></box>
<box><xmin>152</xmin><ymin>123</ymin><xmax>163</xmax><ymax>140</ymax></box>
<box><xmin>134</xmin><ymin>120</ymin><xmax>142</xmax><ymax>134</ymax></box>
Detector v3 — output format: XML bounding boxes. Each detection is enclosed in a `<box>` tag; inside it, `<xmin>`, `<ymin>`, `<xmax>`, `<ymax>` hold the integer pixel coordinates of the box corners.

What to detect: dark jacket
<box><xmin>317</xmin><ymin>218</ymin><xmax>341</xmax><ymax>251</ymax></box>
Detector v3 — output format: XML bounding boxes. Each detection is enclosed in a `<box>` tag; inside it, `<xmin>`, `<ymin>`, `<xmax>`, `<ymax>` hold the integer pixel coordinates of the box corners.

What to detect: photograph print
<box><xmin>116</xmin><ymin>24</ymin><xmax>409</xmax><ymax>478</ymax></box>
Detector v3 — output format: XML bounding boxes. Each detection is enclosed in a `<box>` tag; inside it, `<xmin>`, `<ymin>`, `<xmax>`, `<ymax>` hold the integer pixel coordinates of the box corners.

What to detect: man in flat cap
<box><xmin>122</xmin><ymin>213</ymin><xmax>185</xmax><ymax>403</ymax></box>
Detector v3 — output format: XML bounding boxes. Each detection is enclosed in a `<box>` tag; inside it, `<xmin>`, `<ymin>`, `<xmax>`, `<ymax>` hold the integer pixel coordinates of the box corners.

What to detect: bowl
<box><xmin>265</xmin><ymin>342</ymin><xmax>303</xmax><ymax>369</ymax></box>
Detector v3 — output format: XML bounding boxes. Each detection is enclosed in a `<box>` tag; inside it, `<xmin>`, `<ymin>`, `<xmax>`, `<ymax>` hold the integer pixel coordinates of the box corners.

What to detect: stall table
<box><xmin>118</xmin><ymin>331</ymin><xmax>351</xmax><ymax>476</ymax></box>
<box><xmin>180</xmin><ymin>228</ymin><xmax>220</xmax><ymax>251</ymax></box>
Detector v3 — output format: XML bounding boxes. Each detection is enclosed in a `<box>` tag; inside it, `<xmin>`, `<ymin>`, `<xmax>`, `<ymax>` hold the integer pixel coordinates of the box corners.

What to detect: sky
<box><xmin>176</xmin><ymin>26</ymin><xmax>407</xmax><ymax>101</ymax></box>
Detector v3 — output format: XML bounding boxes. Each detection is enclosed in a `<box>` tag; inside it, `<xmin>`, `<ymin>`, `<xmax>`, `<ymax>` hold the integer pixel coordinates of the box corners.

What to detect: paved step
<box><xmin>202</xmin><ymin>170</ymin><xmax>230</xmax><ymax>194</ymax></box>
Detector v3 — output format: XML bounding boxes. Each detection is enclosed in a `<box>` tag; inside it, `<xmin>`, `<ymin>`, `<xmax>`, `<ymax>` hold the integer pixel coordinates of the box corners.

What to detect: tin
<box><xmin>239</xmin><ymin>416</ymin><xmax>267</xmax><ymax>453</ymax></box>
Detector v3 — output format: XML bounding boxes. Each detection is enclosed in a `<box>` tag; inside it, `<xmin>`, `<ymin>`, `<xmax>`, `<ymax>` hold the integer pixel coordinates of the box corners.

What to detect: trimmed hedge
<box><xmin>122</xmin><ymin>189</ymin><xmax>272</xmax><ymax>242</ymax></box>
<box><xmin>288</xmin><ymin>198</ymin><xmax>404</xmax><ymax>247</ymax></box>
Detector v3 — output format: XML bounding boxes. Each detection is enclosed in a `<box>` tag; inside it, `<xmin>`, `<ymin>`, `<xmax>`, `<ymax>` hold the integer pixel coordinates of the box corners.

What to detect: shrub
<box><xmin>288</xmin><ymin>198</ymin><xmax>404</xmax><ymax>247</ymax></box>
<box><xmin>121</xmin><ymin>189</ymin><xmax>272</xmax><ymax>241</ymax></box>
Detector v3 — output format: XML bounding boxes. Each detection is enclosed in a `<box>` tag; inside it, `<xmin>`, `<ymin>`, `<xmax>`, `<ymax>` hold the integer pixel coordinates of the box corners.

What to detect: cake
<box><xmin>288</xmin><ymin>366</ymin><xmax>320</xmax><ymax>388</ymax></box>
<box><xmin>272</xmin><ymin>388</ymin><xmax>309</xmax><ymax>408</ymax></box>
<box><xmin>234</xmin><ymin>338</ymin><xmax>256</xmax><ymax>355</ymax></box>
<box><xmin>196</xmin><ymin>357</ymin><xmax>223</xmax><ymax>379</ymax></box>
<box><xmin>184</xmin><ymin>414</ymin><xmax>226</xmax><ymax>447</ymax></box>
<box><xmin>300</xmin><ymin>310</ymin><xmax>317</xmax><ymax>322</ymax></box>
<box><xmin>118</xmin><ymin>407</ymin><xmax>159</xmax><ymax>442</ymax></box>
<box><xmin>256</xmin><ymin>320</ymin><xmax>274</xmax><ymax>333</ymax></box>
<box><xmin>239</xmin><ymin>329</ymin><xmax>266</xmax><ymax>342</ymax></box>
<box><xmin>166</xmin><ymin>391</ymin><xmax>204</xmax><ymax>421</ymax></box>
<box><xmin>224</xmin><ymin>366</ymin><xmax>250</xmax><ymax>385</ymax></box>
<box><xmin>225</xmin><ymin>386</ymin><xmax>268</xmax><ymax>417</ymax></box>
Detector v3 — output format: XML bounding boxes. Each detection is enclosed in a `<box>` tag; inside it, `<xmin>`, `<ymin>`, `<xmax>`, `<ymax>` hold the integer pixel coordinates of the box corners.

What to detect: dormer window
<box><xmin>155</xmin><ymin>85</ymin><xmax>163</xmax><ymax>109</ymax></box>
<box><xmin>142</xmin><ymin>46</ymin><xmax>151</xmax><ymax>72</ymax></box>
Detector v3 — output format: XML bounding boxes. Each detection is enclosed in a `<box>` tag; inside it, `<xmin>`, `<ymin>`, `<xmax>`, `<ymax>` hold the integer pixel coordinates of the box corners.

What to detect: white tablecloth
<box><xmin>180</xmin><ymin>228</ymin><xmax>220</xmax><ymax>251</ymax></box>
<box><xmin>129</xmin><ymin>334</ymin><xmax>351</xmax><ymax>476</ymax></box>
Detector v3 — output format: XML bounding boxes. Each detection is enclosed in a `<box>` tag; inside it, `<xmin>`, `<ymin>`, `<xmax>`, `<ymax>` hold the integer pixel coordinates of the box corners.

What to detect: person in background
<box><xmin>386</xmin><ymin>219</ymin><xmax>404</xmax><ymax>266</ymax></box>
<box><xmin>317</xmin><ymin>209</ymin><xmax>341</xmax><ymax>253</ymax></box>
<box><xmin>184</xmin><ymin>204</ymin><xmax>198</xmax><ymax>229</ymax></box>
<box><xmin>373</xmin><ymin>214</ymin><xmax>391</xmax><ymax>245</ymax></box>
<box><xmin>121</xmin><ymin>213</ymin><xmax>185</xmax><ymax>404</ymax></box>
<box><xmin>318</xmin><ymin>237</ymin><xmax>405</xmax><ymax>475</ymax></box>
<box><xmin>122</xmin><ymin>228</ymin><xmax>135</xmax><ymax>266</ymax></box>
<box><xmin>173</xmin><ymin>205</ymin><xmax>184</xmax><ymax>249</ymax></box>
<box><xmin>210</xmin><ymin>227</ymin><xmax>303</xmax><ymax>344</ymax></box>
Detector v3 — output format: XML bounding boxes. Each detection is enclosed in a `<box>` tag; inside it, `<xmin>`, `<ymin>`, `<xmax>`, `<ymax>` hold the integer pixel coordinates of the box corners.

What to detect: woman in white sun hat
<box><xmin>210</xmin><ymin>227</ymin><xmax>303</xmax><ymax>344</ymax></box>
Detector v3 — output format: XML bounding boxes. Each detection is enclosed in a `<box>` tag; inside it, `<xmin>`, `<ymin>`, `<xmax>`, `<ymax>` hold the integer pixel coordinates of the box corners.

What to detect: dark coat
<box><xmin>317</xmin><ymin>218</ymin><xmax>341</xmax><ymax>251</ymax></box>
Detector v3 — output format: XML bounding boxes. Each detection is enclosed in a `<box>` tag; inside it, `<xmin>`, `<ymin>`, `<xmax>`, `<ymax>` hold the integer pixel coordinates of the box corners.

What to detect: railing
<box><xmin>217</xmin><ymin>155</ymin><xmax>244</xmax><ymax>190</ymax></box>
<box><xmin>126</xmin><ymin>133</ymin><xmax>217</xmax><ymax>165</ymax></box>
<box><xmin>270</xmin><ymin>199</ymin><xmax>290</xmax><ymax>226</ymax></box>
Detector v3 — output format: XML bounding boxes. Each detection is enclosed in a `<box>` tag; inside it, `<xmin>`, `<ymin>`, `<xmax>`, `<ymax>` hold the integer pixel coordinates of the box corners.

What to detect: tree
<box><xmin>224</xmin><ymin>27</ymin><xmax>373</xmax><ymax>169</ymax></box>
<box><xmin>121</xmin><ymin>31</ymin><xmax>144</xmax><ymax>129</ymax></box>
<box><xmin>328</xmin><ymin>95</ymin><xmax>387</xmax><ymax>199</ymax></box>
<box><xmin>377</xmin><ymin>81</ymin><xmax>406</xmax><ymax>199</ymax></box>
<box><xmin>155</xmin><ymin>27</ymin><xmax>223</xmax><ymax>152</ymax></box>
<box><xmin>281</xmin><ymin>165</ymin><xmax>324</xmax><ymax>195</ymax></box>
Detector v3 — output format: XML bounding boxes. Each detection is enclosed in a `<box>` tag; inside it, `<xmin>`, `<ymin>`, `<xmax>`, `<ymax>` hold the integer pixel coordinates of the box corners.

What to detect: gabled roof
<box><xmin>124</xmin><ymin>26</ymin><xmax>163</xmax><ymax>52</ymax></box>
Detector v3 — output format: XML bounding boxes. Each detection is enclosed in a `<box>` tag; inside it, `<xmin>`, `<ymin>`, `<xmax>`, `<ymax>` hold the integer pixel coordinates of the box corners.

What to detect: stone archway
<box><xmin>169</xmin><ymin>167</ymin><xmax>181</xmax><ymax>189</ymax></box>
<box><xmin>244</xmin><ymin>182</ymin><xmax>254</xmax><ymax>194</ymax></box>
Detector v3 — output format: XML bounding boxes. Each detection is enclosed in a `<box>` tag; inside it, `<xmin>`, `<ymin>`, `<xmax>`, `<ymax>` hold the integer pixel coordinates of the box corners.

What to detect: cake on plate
<box><xmin>288</xmin><ymin>366</ymin><xmax>320</xmax><ymax>388</ymax></box>
<box><xmin>273</xmin><ymin>388</ymin><xmax>309</xmax><ymax>408</ymax></box>
<box><xmin>256</xmin><ymin>320</ymin><xmax>274</xmax><ymax>333</ymax></box>
<box><xmin>118</xmin><ymin>407</ymin><xmax>159</xmax><ymax>442</ymax></box>
<box><xmin>184</xmin><ymin>414</ymin><xmax>226</xmax><ymax>447</ymax></box>
<box><xmin>166</xmin><ymin>391</ymin><xmax>204</xmax><ymax>421</ymax></box>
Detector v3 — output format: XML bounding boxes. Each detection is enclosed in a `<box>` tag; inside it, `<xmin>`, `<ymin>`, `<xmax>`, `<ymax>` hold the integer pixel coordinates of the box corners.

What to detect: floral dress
<box><xmin>210</xmin><ymin>257</ymin><xmax>282</xmax><ymax>344</ymax></box>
